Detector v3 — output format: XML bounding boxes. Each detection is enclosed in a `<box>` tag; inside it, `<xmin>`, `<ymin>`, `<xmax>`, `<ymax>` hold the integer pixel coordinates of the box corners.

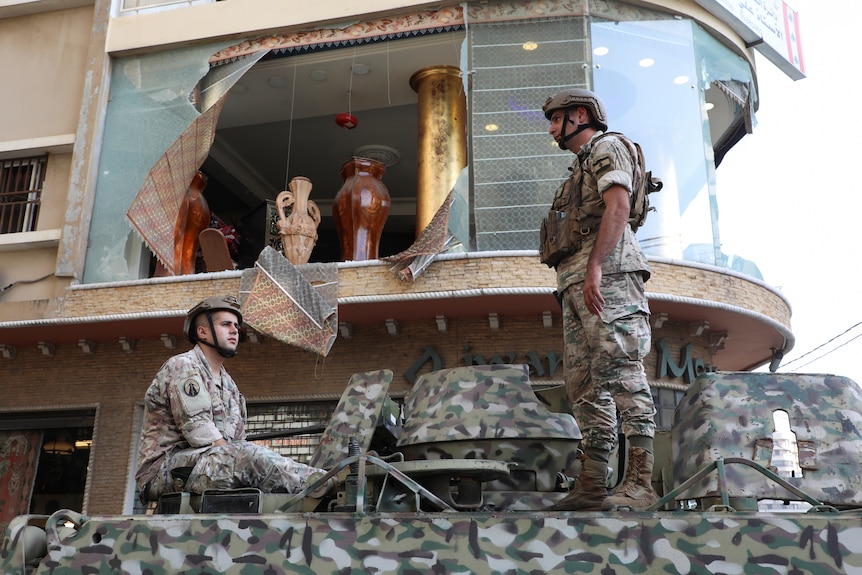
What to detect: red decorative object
<box><xmin>335</xmin><ymin>112</ymin><xmax>358</xmax><ymax>129</ymax></box>
<box><xmin>332</xmin><ymin>157</ymin><xmax>391</xmax><ymax>261</ymax></box>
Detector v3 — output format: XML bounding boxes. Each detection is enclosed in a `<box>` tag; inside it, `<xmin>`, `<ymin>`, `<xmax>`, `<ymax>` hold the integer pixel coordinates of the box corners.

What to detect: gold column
<box><xmin>409</xmin><ymin>65</ymin><xmax>467</xmax><ymax>237</ymax></box>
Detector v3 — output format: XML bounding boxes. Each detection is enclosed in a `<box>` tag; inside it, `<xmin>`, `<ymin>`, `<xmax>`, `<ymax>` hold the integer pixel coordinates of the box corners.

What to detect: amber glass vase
<box><xmin>174</xmin><ymin>171</ymin><xmax>211</xmax><ymax>275</ymax></box>
<box><xmin>332</xmin><ymin>157</ymin><xmax>391</xmax><ymax>261</ymax></box>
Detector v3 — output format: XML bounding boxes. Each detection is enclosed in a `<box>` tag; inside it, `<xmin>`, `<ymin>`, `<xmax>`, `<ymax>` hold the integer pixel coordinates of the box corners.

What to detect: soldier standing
<box><xmin>136</xmin><ymin>295</ymin><xmax>331</xmax><ymax>502</ymax></box>
<box><xmin>540</xmin><ymin>89</ymin><xmax>658</xmax><ymax>511</ymax></box>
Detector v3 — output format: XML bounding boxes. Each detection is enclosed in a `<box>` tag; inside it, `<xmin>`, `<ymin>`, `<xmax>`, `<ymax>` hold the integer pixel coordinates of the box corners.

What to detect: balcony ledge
<box><xmin>0</xmin><ymin>229</ymin><xmax>61</xmax><ymax>251</ymax></box>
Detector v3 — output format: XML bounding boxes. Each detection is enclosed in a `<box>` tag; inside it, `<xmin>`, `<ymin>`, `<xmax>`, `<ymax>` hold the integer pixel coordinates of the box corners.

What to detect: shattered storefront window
<box><xmin>83</xmin><ymin>2</ymin><xmax>758</xmax><ymax>282</ymax></box>
<box><xmin>83</xmin><ymin>41</ymin><xmax>257</xmax><ymax>283</ymax></box>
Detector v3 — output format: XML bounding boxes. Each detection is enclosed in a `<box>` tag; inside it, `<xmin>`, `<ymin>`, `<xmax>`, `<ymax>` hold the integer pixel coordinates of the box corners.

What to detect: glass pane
<box><xmin>592</xmin><ymin>18</ymin><xmax>712</xmax><ymax>263</ymax></box>
<box><xmin>693</xmin><ymin>25</ymin><xmax>762</xmax><ymax>279</ymax></box>
<box><xmin>83</xmin><ymin>41</ymin><xmax>238</xmax><ymax>283</ymax></box>
<box><xmin>470</xmin><ymin>17</ymin><xmax>587</xmax><ymax>251</ymax></box>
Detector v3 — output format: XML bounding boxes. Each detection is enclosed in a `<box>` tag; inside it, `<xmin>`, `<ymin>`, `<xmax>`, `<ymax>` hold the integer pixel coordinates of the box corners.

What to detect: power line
<box><xmin>786</xmin><ymin>331</ymin><xmax>862</xmax><ymax>372</ymax></box>
<box><xmin>781</xmin><ymin>320</ymin><xmax>862</xmax><ymax>369</ymax></box>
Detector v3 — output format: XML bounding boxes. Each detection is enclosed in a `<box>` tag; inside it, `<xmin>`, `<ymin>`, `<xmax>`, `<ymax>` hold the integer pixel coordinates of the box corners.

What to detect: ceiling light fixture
<box><xmin>485</xmin><ymin>124</ymin><xmax>499</xmax><ymax>132</ymax></box>
<box><xmin>339</xmin><ymin>322</ymin><xmax>354</xmax><ymax>339</ymax></box>
<box><xmin>354</xmin><ymin>145</ymin><xmax>400</xmax><ymax>167</ymax></box>
<box><xmin>385</xmin><ymin>319</ymin><xmax>399</xmax><ymax>336</ymax></box>
<box><xmin>268</xmin><ymin>76</ymin><xmax>286</xmax><ymax>88</ymax></box>
<box><xmin>309</xmin><ymin>70</ymin><xmax>328</xmax><ymax>81</ymax></box>
<box><xmin>593</xmin><ymin>46</ymin><xmax>610</xmax><ymax>56</ymax></box>
<box><xmin>43</xmin><ymin>438</ymin><xmax>75</xmax><ymax>456</ymax></box>
<box><xmin>639</xmin><ymin>58</ymin><xmax>655</xmax><ymax>68</ymax></box>
<box><xmin>522</xmin><ymin>41</ymin><xmax>538</xmax><ymax>51</ymax></box>
<box><xmin>352</xmin><ymin>63</ymin><xmax>370</xmax><ymax>75</ymax></box>
<box><xmin>674</xmin><ymin>75</ymin><xmax>690</xmax><ymax>85</ymax></box>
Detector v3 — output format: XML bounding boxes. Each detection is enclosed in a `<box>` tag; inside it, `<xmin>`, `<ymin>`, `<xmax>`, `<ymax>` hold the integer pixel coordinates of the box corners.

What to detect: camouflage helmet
<box><xmin>542</xmin><ymin>88</ymin><xmax>608</xmax><ymax>131</ymax></box>
<box><xmin>184</xmin><ymin>295</ymin><xmax>243</xmax><ymax>343</ymax></box>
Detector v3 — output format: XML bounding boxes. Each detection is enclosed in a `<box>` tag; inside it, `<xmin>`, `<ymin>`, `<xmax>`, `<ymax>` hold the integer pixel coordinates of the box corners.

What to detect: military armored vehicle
<box><xmin>3</xmin><ymin>364</ymin><xmax>862</xmax><ymax>574</ymax></box>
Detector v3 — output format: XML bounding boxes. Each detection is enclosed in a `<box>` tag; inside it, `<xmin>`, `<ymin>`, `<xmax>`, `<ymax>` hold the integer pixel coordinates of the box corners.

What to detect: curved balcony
<box><xmin>0</xmin><ymin>252</ymin><xmax>790</xmax><ymax>373</ymax></box>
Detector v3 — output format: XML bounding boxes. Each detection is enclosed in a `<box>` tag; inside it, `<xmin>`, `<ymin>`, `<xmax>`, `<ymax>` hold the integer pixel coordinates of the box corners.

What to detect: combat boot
<box><xmin>605</xmin><ymin>446</ymin><xmax>658</xmax><ymax>510</ymax></box>
<box><xmin>546</xmin><ymin>454</ymin><xmax>612</xmax><ymax>511</ymax></box>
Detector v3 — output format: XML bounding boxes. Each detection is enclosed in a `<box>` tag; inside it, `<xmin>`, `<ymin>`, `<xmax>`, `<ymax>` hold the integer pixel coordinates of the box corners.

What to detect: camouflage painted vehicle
<box><xmin>4</xmin><ymin>365</ymin><xmax>862</xmax><ymax>574</ymax></box>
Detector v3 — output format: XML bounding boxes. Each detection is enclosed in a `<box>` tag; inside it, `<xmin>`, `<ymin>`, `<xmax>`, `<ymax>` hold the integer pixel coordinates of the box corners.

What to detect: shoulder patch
<box><xmin>184</xmin><ymin>380</ymin><xmax>200</xmax><ymax>397</ymax></box>
<box><xmin>592</xmin><ymin>155</ymin><xmax>613</xmax><ymax>179</ymax></box>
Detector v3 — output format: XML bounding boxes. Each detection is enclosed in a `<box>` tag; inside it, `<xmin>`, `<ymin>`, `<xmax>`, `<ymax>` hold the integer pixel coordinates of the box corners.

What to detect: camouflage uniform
<box><xmin>136</xmin><ymin>345</ymin><xmax>323</xmax><ymax>500</ymax></box>
<box><xmin>553</xmin><ymin>132</ymin><xmax>656</xmax><ymax>453</ymax></box>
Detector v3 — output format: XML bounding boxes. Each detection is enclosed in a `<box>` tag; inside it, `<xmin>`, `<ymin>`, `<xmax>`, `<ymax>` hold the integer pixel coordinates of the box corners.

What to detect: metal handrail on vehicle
<box><xmin>276</xmin><ymin>452</ymin><xmax>456</xmax><ymax>513</ymax></box>
<box><xmin>648</xmin><ymin>456</ymin><xmax>839</xmax><ymax>513</ymax></box>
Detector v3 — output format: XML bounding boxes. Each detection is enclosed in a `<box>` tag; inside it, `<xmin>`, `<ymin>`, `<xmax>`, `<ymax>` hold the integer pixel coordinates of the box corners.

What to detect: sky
<box><xmin>716</xmin><ymin>0</ymin><xmax>862</xmax><ymax>384</ymax></box>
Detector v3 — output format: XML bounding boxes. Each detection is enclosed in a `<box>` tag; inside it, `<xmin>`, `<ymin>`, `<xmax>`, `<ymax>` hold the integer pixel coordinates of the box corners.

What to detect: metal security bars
<box><xmin>0</xmin><ymin>156</ymin><xmax>46</xmax><ymax>234</ymax></box>
<box><xmin>469</xmin><ymin>17</ymin><xmax>588</xmax><ymax>251</ymax></box>
<box><xmin>246</xmin><ymin>401</ymin><xmax>335</xmax><ymax>463</ymax></box>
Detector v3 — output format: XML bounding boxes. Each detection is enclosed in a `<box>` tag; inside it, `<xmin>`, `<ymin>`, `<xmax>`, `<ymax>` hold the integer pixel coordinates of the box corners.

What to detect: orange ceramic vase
<box><xmin>332</xmin><ymin>157</ymin><xmax>391</xmax><ymax>261</ymax></box>
<box><xmin>174</xmin><ymin>171</ymin><xmax>211</xmax><ymax>275</ymax></box>
<box><xmin>277</xmin><ymin>176</ymin><xmax>321</xmax><ymax>265</ymax></box>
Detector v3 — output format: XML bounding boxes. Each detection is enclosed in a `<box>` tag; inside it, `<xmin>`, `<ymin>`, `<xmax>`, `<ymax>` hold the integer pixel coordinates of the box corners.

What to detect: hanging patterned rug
<box><xmin>239</xmin><ymin>247</ymin><xmax>338</xmax><ymax>357</ymax></box>
<box><xmin>0</xmin><ymin>430</ymin><xmax>42</xmax><ymax>526</ymax></box>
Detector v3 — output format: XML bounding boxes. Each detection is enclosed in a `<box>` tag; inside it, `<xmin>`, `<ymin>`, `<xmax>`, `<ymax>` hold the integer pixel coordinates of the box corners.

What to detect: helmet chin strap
<box><xmin>557</xmin><ymin>111</ymin><xmax>590</xmax><ymax>150</ymax></box>
<box><xmin>199</xmin><ymin>312</ymin><xmax>238</xmax><ymax>358</ymax></box>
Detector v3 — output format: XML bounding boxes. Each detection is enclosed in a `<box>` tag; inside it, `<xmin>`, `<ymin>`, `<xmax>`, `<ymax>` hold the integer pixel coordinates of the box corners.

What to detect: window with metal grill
<box><xmin>246</xmin><ymin>401</ymin><xmax>335</xmax><ymax>462</ymax></box>
<box><xmin>0</xmin><ymin>156</ymin><xmax>46</xmax><ymax>234</ymax></box>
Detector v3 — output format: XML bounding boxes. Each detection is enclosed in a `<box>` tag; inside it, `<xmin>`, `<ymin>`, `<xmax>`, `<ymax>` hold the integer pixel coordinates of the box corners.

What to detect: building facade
<box><xmin>0</xmin><ymin>0</ymin><xmax>797</xmax><ymax>518</ymax></box>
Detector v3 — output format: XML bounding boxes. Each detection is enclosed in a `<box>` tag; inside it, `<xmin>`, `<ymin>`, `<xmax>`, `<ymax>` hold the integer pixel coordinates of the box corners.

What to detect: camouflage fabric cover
<box><xmin>5</xmin><ymin>508</ymin><xmax>862</xmax><ymax>574</ymax></box>
<box><xmin>672</xmin><ymin>371</ymin><xmax>862</xmax><ymax>506</ymax></box>
<box><xmin>309</xmin><ymin>369</ymin><xmax>394</xmax><ymax>470</ymax></box>
<box><xmin>399</xmin><ymin>364</ymin><xmax>581</xmax><ymax>492</ymax></box>
<box><xmin>401</xmin><ymin>364</ymin><xmax>580</xmax><ymax>443</ymax></box>
<box><xmin>6</xmin><ymin>370</ymin><xmax>862</xmax><ymax>574</ymax></box>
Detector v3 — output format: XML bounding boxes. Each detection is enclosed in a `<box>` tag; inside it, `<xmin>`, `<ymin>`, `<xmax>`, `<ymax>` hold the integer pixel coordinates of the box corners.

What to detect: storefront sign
<box><xmin>405</xmin><ymin>346</ymin><xmax>563</xmax><ymax>384</ymax></box>
<box><xmin>656</xmin><ymin>339</ymin><xmax>709</xmax><ymax>384</ymax></box>
<box><xmin>405</xmin><ymin>339</ymin><xmax>710</xmax><ymax>385</ymax></box>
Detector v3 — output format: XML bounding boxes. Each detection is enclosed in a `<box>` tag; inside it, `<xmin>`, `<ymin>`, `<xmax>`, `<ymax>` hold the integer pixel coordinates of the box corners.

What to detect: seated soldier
<box><xmin>136</xmin><ymin>295</ymin><xmax>331</xmax><ymax>501</ymax></box>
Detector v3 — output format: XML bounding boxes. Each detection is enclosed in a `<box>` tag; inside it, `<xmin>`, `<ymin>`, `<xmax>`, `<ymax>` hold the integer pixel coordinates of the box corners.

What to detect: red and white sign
<box><xmin>695</xmin><ymin>0</ymin><xmax>806</xmax><ymax>80</ymax></box>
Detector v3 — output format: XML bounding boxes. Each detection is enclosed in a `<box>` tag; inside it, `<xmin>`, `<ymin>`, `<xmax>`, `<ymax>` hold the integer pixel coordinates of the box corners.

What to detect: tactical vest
<box><xmin>539</xmin><ymin>132</ymin><xmax>661</xmax><ymax>268</ymax></box>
